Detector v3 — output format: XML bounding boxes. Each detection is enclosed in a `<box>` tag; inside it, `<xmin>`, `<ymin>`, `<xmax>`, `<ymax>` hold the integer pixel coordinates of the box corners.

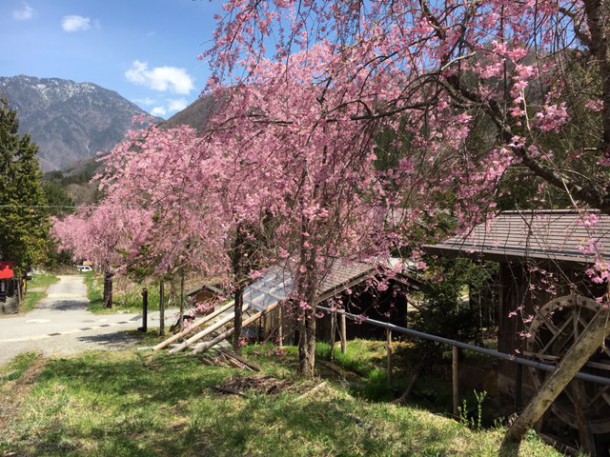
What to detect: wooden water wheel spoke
<box><xmin>539</xmin><ymin>315</ymin><xmax>574</xmax><ymax>356</ymax></box>
<box><xmin>536</xmin><ymin>312</ymin><xmax>560</xmax><ymax>336</ymax></box>
<box><xmin>526</xmin><ymin>294</ymin><xmax>610</xmax><ymax>435</ymax></box>
<box><xmin>601</xmin><ymin>390</ymin><xmax>610</xmax><ymax>408</ymax></box>
<box><xmin>561</xmin><ymin>384</ymin><xmax>576</xmax><ymax>404</ymax></box>
<box><xmin>575</xmin><ymin>312</ymin><xmax>589</xmax><ymax>329</ymax></box>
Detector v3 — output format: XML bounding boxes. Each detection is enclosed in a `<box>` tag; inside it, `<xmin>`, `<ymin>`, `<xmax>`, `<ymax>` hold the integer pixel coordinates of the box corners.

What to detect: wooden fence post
<box><xmin>452</xmin><ymin>346</ymin><xmax>459</xmax><ymax>417</ymax></box>
<box><xmin>387</xmin><ymin>329</ymin><xmax>393</xmax><ymax>387</ymax></box>
<box><xmin>159</xmin><ymin>281</ymin><xmax>165</xmax><ymax>336</ymax></box>
<box><xmin>140</xmin><ymin>287</ymin><xmax>148</xmax><ymax>333</ymax></box>
<box><xmin>340</xmin><ymin>312</ymin><xmax>347</xmax><ymax>354</ymax></box>
<box><xmin>278</xmin><ymin>302</ymin><xmax>284</xmax><ymax>349</ymax></box>
<box><xmin>330</xmin><ymin>311</ymin><xmax>337</xmax><ymax>360</ymax></box>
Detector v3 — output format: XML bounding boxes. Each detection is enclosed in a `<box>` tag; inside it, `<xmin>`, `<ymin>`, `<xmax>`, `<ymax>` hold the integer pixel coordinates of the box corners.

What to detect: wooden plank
<box><xmin>169</xmin><ymin>303</ymin><xmax>250</xmax><ymax>354</ymax></box>
<box><xmin>452</xmin><ymin>346</ymin><xmax>459</xmax><ymax>417</ymax></box>
<box><xmin>152</xmin><ymin>300</ymin><xmax>236</xmax><ymax>351</ymax></box>
<box><xmin>218</xmin><ymin>348</ymin><xmax>261</xmax><ymax>371</ymax></box>
<box><xmin>506</xmin><ymin>309</ymin><xmax>610</xmax><ymax>441</ymax></box>
<box><xmin>293</xmin><ymin>382</ymin><xmax>328</xmax><ymax>402</ymax></box>
<box><xmin>193</xmin><ymin>301</ymin><xmax>279</xmax><ymax>354</ymax></box>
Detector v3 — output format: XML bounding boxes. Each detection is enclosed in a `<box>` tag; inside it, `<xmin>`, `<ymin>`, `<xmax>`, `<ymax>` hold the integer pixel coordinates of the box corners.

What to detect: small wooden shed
<box><xmin>196</xmin><ymin>257</ymin><xmax>416</xmax><ymax>344</ymax></box>
<box><xmin>424</xmin><ymin>209</ymin><xmax>610</xmax><ymax>450</ymax></box>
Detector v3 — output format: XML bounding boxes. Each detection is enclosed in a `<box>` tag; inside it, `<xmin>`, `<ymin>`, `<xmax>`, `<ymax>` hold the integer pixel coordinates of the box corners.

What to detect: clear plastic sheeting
<box><xmin>243</xmin><ymin>266</ymin><xmax>295</xmax><ymax>312</ymax></box>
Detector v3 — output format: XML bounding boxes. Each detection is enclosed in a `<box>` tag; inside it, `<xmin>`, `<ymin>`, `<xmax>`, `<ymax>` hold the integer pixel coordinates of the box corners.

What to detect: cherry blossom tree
<box><xmin>203</xmin><ymin>0</ymin><xmax>610</xmax><ymax>229</ymax></box>
<box><xmin>205</xmin><ymin>53</ymin><xmax>393</xmax><ymax>375</ymax></box>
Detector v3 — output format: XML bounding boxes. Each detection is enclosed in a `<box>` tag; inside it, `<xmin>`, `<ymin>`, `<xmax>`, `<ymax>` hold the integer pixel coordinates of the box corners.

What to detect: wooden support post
<box><xmin>506</xmin><ymin>309</ymin><xmax>610</xmax><ymax>442</ymax></box>
<box><xmin>278</xmin><ymin>302</ymin><xmax>284</xmax><ymax>349</ymax></box>
<box><xmin>159</xmin><ymin>280</ymin><xmax>165</xmax><ymax>337</ymax></box>
<box><xmin>179</xmin><ymin>266</ymin><xmax>185</xmax><ymax>331</ymax></box>
<box><xmin>452</xmin><ymin>346</ymin><xmax>459</xmax><ymax>417</ymax></box>
<box><xmin>515</xmin><ymin>364</ymin><xmax>523</xmax><ymax>411</ymax></box>
<box><xmin>340</xmin><ymin>311</ymin><xmax>347</xmax><ymax>354</ymax></box>
<box><xmin>386</xmin><ymin>329</ymin><xmax>393</xmax><ymax>387</ymax></box>
<box><xmin>140</xmin><ymin>288</ymin><xmax>148</xmax><ymax>333</ymax></box>
<box><xmin>330</xmin><ymin>311</ymin><xmax>337</xmax><ymax>360</ymax></box>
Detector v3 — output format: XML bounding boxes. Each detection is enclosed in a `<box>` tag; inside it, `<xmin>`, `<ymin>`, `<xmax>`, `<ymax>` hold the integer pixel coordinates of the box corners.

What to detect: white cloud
<box><xmin>62</xmin><ymin>15</ymin><xmax>91</xmax><ymax>32</ymax></box>
<box><xmin>151</xmin><ymin>106</ymin><xmax>167</xmax><ymax>117</ymax></box>
<box><xmin>134</xmin><ymin>97</ymin><xmax>157</xmax><ymax>106</ymax></box>
<box><xmin>125</xmin><ymin>60</ymin><xmax>195</xmax><ymax>95</ymax></box>
<box><xmin>13</xmin><ymin>2</ymin><xmax>34</xmax><ymax>21</ymax></box>
<box><xmin>168</xmin><ymin>98</ymin><xmax>189</xmax><ymax>112</ymax></box>
<box><xmin>147</xmin><ymin>99</ymin><xmax>189</xmax><ymax>119</ymax></box>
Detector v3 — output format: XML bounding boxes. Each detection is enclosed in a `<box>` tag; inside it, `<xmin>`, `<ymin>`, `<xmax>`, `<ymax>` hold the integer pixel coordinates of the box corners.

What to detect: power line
<box><xmin>0</xmin><ymin>205</ymin><xmax>85</xmax><ymax>209</ymax></box>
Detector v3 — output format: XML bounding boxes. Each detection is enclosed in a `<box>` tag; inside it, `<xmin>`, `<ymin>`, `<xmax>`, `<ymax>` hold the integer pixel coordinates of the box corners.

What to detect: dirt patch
<box><xmin>217</xmin><ymin>375</ymin><xmax>293</xmax><ymax>396</ymax></box>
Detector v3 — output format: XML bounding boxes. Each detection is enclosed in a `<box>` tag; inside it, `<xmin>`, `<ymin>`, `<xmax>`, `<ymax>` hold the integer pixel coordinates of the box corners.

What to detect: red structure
<box><xmin>0</xmin><ymin>262</ymin><xmax>15</xmax><ymax>280</ymax></box>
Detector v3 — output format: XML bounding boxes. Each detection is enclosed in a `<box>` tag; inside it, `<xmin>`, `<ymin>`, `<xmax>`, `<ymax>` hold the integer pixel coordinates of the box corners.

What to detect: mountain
<box><xmin>163</xmin><ymin>92</ymin><xmax>223</xmax><ymax>131</ymax></box>
<box><xmin>0</xmin><ymin>75</ymin><xmax>157</xmax><ymax>171</ymax></box>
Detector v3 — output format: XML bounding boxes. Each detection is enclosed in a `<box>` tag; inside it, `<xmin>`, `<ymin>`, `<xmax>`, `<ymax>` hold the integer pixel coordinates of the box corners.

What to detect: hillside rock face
<box><xmin>0</xmin><ymin>75</ymin><xmax>153</xmax><ymax>171</ymax></box>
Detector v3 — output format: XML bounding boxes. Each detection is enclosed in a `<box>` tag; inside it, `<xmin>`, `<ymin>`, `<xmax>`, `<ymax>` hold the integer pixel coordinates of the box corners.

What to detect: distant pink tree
<box><xmin>51</xmin><ymin>202</ymin><xmax>151</xmax><ymax>307</ymax></box>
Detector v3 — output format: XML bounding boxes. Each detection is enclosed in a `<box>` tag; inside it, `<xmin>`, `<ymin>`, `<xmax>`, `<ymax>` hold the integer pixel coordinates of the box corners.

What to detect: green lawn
<box><xmin>84</xmin><ymin>272</ymin><xmax>164</xmax><ymax>314</ymax></box>
<box><xmin>0</xmin><ymin>345</ymin><xmax>562</xmax><ymax>457</ymax></box>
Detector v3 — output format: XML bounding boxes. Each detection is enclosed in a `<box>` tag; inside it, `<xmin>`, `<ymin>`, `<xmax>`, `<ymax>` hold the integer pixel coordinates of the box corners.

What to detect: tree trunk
<box><xmin>298</xmin><ymin>300</ymin><xmax>317</xmax><ymax>377</ymax></box>
<box><xmin>297</xmin><ymin>223</ymin><xmax>318</xmax><ymax>378</ymax></box>
<box><xmin>103</xmin><ymin>271</ymin><xmax>113</xmax><ymax>308</ymax></box>
<box><xmin>233</xmin><ymin>285</ymin><xmax>244</xmax><ymax>353</ymax></box>
<box><xmin>232</xmin><ymin>225</ymin><xmax>247</xmax><ymax>354</ymax></box>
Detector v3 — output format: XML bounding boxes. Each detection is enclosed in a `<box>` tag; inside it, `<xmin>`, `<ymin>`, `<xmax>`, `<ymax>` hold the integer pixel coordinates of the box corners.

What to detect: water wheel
<box><xmin>525</xmin><ymin>294</ymin><xmax>610</xmax><ymax>435</ymax></box>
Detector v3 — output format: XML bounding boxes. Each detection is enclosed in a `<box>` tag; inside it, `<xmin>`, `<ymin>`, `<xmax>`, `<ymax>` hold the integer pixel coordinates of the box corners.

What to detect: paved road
<box><xmin>0</xmin><ymin>275</ymin><xmax>175</xmax><ymax>367</ymax></box>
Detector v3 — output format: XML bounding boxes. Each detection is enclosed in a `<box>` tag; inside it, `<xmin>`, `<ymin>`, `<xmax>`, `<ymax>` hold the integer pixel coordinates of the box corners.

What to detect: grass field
<box><xmin>0</xmin><ymin>342</ymin><xmax>562</xmax><ymax>457</ymax></box>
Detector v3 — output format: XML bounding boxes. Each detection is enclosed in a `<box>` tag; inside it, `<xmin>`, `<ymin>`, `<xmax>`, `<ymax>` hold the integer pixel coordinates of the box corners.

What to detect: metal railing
<box><xmin>317</xmin><ymin>305</ymin><xmax>610</xmax><ymax>386</ymax></box>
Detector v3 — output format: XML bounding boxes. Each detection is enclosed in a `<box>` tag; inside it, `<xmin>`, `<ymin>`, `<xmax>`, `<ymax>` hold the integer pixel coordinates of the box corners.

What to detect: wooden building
<box><xmin>424</xmin><ymin>209</ymin><xmax>610</xmax><ymax>452</ymax></box>
<box><xmin>195</xmin><ymin>257</ymin><xmax>416</xmax><ymax>344</ymax></box>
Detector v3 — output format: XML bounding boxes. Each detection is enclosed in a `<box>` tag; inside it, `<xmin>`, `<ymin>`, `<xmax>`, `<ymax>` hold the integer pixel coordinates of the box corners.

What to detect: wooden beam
<box><xmin>193</xmin><ymin>301</ymin><xmax>279</xmax><ymax>354</ymax></box>
<box><xmin>169</xmin><ymin>303</ymin><xmax>249</xmax><ymax>353</ymax></box>
<box><xmin>152</xmin><ymin>300</ymin><xmax>236</xmax><ymax>351</ymax></box>
<box><xmin>506</xmin><ymin>309</ymin><xmax>610</xmax><ymax>441</ymax></box>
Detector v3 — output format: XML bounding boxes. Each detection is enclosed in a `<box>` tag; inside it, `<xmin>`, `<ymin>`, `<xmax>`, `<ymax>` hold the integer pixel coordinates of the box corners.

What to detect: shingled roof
<box><xmin>423</xmin><ymin>210</ymin><xmax>610</xmax><ymax>264</ymax></box>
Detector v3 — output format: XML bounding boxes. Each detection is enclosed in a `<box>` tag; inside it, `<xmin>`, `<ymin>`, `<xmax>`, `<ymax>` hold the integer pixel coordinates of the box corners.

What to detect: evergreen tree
<box><xmin>0</xmin><ymin>98</ymin><xmax>49</xmax><ymax>273</ymax></box>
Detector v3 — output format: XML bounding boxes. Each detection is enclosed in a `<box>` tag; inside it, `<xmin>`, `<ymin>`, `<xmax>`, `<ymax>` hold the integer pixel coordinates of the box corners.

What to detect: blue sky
<box><xmin>0</xmin><ymin>0</ymin><xmax>221</xmax><ymax>118</ymax></box>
